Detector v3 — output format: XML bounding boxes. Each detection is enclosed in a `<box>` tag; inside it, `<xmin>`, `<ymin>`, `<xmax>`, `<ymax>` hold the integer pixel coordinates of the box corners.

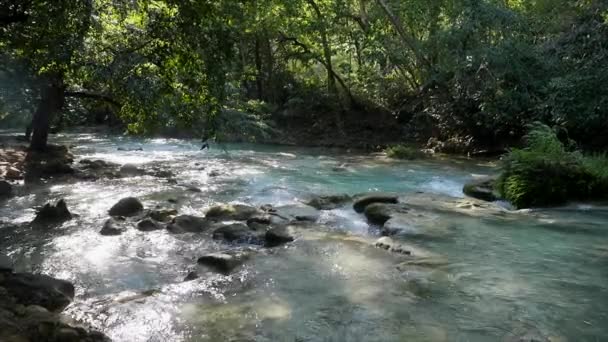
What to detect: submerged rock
<box><xmin>100</xmin><ymin>217</ymin><xmax>128</xmax><ymax>236</ymax></box>
<box><xmin>306</xmin><ymin>194</ymin><xmax>352</xmax><ymax>210</ymax></box>
<box><xmin>383</xmin><ymin>213</ymin><xmax>447</xmax><ymax>239</ymax></box>
<box><xmin>136</xmin><ymin>218</ymin><xmax>163</xmax><ymax>232</ymax></box>
<box><xmin>363</xmin><ymin>203</ymin><xmax>408</xmax><ymax>225</ymax></box>
<box><xmin>167</xmin><ymin>215</ymin><xmax>212</xmax><ymax>233</ymax></box>
<box><xmin>117</xmin><ymin>147</ymin><xmax>143</xmax><ymax>151</ymax></box>
<box><xmin>197</xmin><ymin>250</ymin><xmax>251</xmax><ymax>274</ymax></box>
<box><xmin>0</xmin><ymin>180</ymin><xmax>13</xmax><ymax>198</ymax></box>
<box><xmin>353</xmin><ymin>192</ymin><xmax>399</xmax><ymax>213</ymax></box>
<box><xmin>109</xmin><ymin>197</ymin><xmax>143</xmax><ymax>217</ymax></box>
<box><xmin>265</xmin><ymin>226</ymin><xmax>296</xmax><ymax>247</ymax></box>
<box><xmin>119</xmin><ymin>163</ymin><xmax>145</xmax><ymax>176</ymax></box>
<box><xmin>32</xmin><ymin>199</ymin><xmax>72</xmax><ymax>226</ymax></box>
<box><xmin>1</xmin><ymin>273</ymin><xmax>74</xmax><ymax>312</ymax></box>
<box><xmin>213</xmin><ymin>224</ymin><xmax>262</xmax><ymax>244</ymax></box>
<box><xmin>206</xmin><ymin>203</ymin><xmax>262</xmax><ymax>221</ymax></box>
<box><xmin>463</xmin><ymin>178</ymin><xmax>499</xmax><ymax>202</ymax></box>
<box><xmin>273</xmin><ymin>204</ymin><xmax>320</xmax><ymax>222</ymax></box>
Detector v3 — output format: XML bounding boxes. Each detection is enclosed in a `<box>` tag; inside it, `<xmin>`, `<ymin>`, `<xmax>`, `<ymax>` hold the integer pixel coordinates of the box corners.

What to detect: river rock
<box><xmin>79</xmin><ymin>159</ymin><xmax>114</xmax><ymax>170</ymax></box>
<box><xmin>167</xmin><ymin>215</ymin><xmax>212</xmax><ymax>233</ymax></box>
<box><xmin>136</xmin><ymin>218</ymin><xmax>163</xmax><ymax>232</ymax></box>
<box><xmin>0</xmin><ymin>180</ymin><xmax>13</xmax><ymax>199</ymax></box>
<box><xmin>119</xmin><ymin>163</ymin><xmax>145</xmax><ymax>176</ymax></box>
<box><xmin>273</xmin><ymin>204</ymin><xmax>320</xmax><ymax>222</ymax></box>
<box><xmin>212</xmin><ymin>224</ymin><xmax>262</xmax><ymax>244</ymax></box>
<box><xmin>364</xmin><ymin>203</ymin><xmax>408</xmax><ymax>225</ymax></box>
<box><xmin>197</xmin><ymin>250</ymin><xmax>251</xmax><ymax>274</ymax></box>
<box><xmin>149</xmin><ymin>208</ymin><xmax>178</xmax><ymax>222</ymax></box>
<box><xmin>154</xmin><ymin>170</ymin><xmax>174</xmax><ymax>178</ymax></box>
<box><xmin>306</xmin><ymin>194</ymin><xmax>352</xmax><ymax>210</ymax></box>
<box><xmin>7</xmin><ymin>167</ymin><xmax>22</xmax><ymax>180</ymax></box>
<box><xmin>184</xmin><ymin>271</ymin><xmax>199</xmax><ymax>281</ymax></box>
<box><xmin>32</xmin><ymin>199</ymin><xmax>72</xmax><ymax>226</ymax></box>
<box><xmin>1</xmin><ymin>273</ymin><xmax>74</xmax><ymax>312</ymax></box>
<box><xmin>376</xmin><ymin>237</ymin><xmax>448</xmax><ymax>267</ymax></box>
<box><xmin>353</xmin><ymin>192</ymin><xmax>399</xmax><ymax>213</ymax></box>
<box><xmin>206</xmin><ymin>204</ymin><xmax>262</xmax><ymax>221</ymax></box>
<box><xmin>265</xmin><ymin>226</ymin><xmax>296</xmax><ymax>247</ymax></box>
<box><xmin>0</xmin><ymin>254</ymin><xmax>12</xmax><ymax>273</ymax></box>
<box><xmin>109</xmin><ymin>197</ymin><xmax>143</xmax><ymax>217</ymax></box>
<box><xmin>246</xmin><ymin>215</ymin><xmax>272</xmax><ymax>231</ymax></box>
<box><xmin>463</xmin><ymin>178</ymin><xmax>499</xmax><ymax>202</ymax></box>
<box><xmin>100</xmin><ymin>217</ymin><xmax>128</xmax><ymax>236</ymax></box>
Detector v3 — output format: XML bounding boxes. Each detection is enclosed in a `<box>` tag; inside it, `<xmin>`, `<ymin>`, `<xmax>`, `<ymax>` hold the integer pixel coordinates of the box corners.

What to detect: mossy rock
<box><xmin>463</xmin><ymin>178</ymin><xmax>499</xmax><ymax>202</ymax></box>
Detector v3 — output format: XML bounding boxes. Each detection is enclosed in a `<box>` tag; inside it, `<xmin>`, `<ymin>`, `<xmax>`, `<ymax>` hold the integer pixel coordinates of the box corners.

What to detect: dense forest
<box><xmin>1</xmin><ymin>0</ymin><xmax>607</xmax><ymax>151</ymax></box>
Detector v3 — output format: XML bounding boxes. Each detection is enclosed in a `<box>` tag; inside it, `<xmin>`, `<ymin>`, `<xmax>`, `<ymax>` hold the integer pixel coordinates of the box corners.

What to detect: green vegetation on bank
<box><xmin>497</xmin><ymin>124</ymin><xmax>608</xmax><ymax>209</ymax></box>
<box><xmin>0</xmin><ymin>1</ymin><xmax>607</xmax><ymax>152</ymax></box>
<box><xmin>384</xmin><ymin>145</ymin><xmax>425</xmax><ymax>160</ymax></box>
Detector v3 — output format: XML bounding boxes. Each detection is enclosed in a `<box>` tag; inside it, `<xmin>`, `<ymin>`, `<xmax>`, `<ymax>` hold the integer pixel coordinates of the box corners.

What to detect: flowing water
<box><xmin>1</xmin><ymin>132</ymin><xmax>608</xmax><ymax>342</ymax></box>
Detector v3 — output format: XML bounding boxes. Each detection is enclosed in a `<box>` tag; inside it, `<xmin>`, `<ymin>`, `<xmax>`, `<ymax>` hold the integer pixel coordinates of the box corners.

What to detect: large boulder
<box><xmin>363</xmin><ymin>203</ymin><xmax>408</xmax><ymax>225</ymax></box>
<box><xmin>265</xmin><ymin>226</ymin><xmax>296</xmax><ymax>247</ymax></box>
<box><xmin>273</xmin><ymin>204</ymin><xmax>320</xmax><ymax>222</ymax></box>
<box><xmin>463</xmin><ymin>178</ymin><xmax>499</xmax><ymax>202</ymax></box>
<box><xmin>1</xmin><ymin>273</ymin><xmax>74</xmax><ymax>312</ymax></box>
<box><xmin>108</xmin><ymin>197</ymin><xmax>143</xmax><ymax>217</ymax></box>
<box><xmin>100</xmin><ymin>217</ymin><xmax>128</xmax><ymax>236</ymax></box>
<box><xmin>32</xmin><ymin>199</ymin><xmax>72</xmax><ymax>226</ymax></box>
<box><xmin>353</xmin><ymin>192</ymin><xmax>399</xmax><ymax>213</ymax></box>
<box><xmin>136</xmin><ymin>218</ymin><xmax>163</xmax><ymax>232</ymax></box>
<box><xmin>212</xmin><ymin>224</ymin><xmax>262</xmax><ymax>244</ymax></box>
<box><xmin>206</xmin><ymin>204</ymin><xmax>262</xmax><ymax>221</ymax></box>
<box><xmin>166</xmin><ymin>215</ymin><xmax>212</xmax><ymax>234</ymax></box>
<box><xmin>0</xmin><ymin>180</ymin><xmax>13</xmax><ymax>199</ymax></box>
<box><xmin>197</xmin><ymin>250</ymin><xmax>251</xmax><ymax>274</ymax></box>
<box><xmin>306</xmin><ymin>194</ymin><xmax>352</xmax><ymax>210</ymax></box>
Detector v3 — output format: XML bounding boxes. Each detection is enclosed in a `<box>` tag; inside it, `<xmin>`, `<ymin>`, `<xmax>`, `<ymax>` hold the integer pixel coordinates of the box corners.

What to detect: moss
<box><xmin>385</xmin><ymin>145</ymin><xmax>425</xmax><ymax>160</ymax></box>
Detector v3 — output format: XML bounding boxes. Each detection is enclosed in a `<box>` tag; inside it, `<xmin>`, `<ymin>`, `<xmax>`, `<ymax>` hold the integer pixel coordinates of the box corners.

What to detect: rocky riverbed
<box><xmin>1</xmin><ymin>131</ymin><xmax>607</xmax><ymax>341</ymax></box>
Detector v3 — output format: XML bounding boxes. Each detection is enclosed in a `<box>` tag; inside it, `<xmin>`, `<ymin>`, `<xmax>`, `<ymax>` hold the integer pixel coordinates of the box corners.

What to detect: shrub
<box><xmin>385</xmin><ymin>145</ymin><xmax>425</xmax><ymax>160</ymax></box>
<box><xmin>497</xmin><ymin>123</ymin><xmax>608</xmax><ymax>208</ymax></box>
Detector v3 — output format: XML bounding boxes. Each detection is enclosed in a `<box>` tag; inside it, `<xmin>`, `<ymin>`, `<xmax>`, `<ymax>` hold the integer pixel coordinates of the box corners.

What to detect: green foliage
<box><xmin>1</xmin><ymin>0</ymin><xmax>607</xmax><ymax>152</ymax></box>
<box><xmin>384</xmin><ymin>145</ymin><xmax>425</xmax><ymax>160</ymax></box>
<box><xmin>497</xmin><ymin>124</ymin><xmax>608</xmax><ymax>208</ymax></box>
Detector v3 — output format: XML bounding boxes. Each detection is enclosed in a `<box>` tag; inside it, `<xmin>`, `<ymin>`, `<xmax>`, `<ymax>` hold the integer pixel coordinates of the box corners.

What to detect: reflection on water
<box><xmin>1</xmin><ymin>132</ymin><xmax>607</xmax><ymax>341</ymax></box>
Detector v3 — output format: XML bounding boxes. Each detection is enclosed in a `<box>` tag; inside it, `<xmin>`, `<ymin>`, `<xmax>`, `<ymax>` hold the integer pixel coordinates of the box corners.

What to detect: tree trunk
<box><xmin>30</xmin><ymin>75</ymin><xmax>65</xmax><ymax>151</ymax></box>
<box><xmin>254</xmin><ymin>35</ymin><xmax>264</xmax><ymax>100</ymax></box>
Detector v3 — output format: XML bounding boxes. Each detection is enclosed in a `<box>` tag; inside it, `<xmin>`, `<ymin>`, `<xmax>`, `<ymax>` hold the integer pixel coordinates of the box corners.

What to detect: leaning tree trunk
<box><xmin>30</xmin><ymin>75</ymin><xmax>65</xmax><ymax>151</ymax></box>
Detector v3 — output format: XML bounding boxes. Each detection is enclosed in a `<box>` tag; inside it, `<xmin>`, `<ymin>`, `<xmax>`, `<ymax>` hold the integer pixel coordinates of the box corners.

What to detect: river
<box><xmin>1</xmin><ymin>132</ymin><xmax>607</xmax><ymax>341</ymax></box>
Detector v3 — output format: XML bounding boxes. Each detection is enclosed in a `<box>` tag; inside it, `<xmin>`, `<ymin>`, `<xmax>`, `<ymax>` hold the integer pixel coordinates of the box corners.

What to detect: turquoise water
<box><xmin>1</xmin><ymin>132</ymin><xmax>607</xmax><ymax>341</ymax></box>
